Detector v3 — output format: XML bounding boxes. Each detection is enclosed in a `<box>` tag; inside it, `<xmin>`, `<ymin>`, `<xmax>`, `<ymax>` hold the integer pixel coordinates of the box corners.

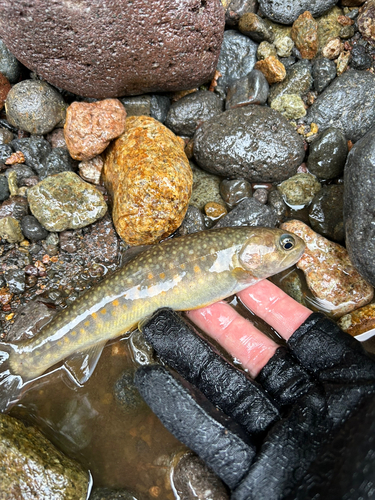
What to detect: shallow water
<box><xmin>11</xmin><ymin>335</ymin><xmax>187</xmax><ymax>500</ymax></box>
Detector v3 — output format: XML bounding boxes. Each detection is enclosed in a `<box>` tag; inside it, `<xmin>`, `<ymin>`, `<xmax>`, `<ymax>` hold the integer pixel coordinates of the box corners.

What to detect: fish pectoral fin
<box><xmin>64</xmin><ymin>340</ymin><xmax>107</xmax><ymax>386</ymax></box>
<box><xmin>231</xmin><ymin>267</ymin><xmax>260</xmax><ymax>286</ymax></box>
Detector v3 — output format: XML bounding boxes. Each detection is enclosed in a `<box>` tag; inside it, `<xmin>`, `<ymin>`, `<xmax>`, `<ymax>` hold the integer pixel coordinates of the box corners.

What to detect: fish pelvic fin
<box><xmin>0</xmin><ymin>342</ymin><xmax>24</xmax><ymax>413</ymax></box>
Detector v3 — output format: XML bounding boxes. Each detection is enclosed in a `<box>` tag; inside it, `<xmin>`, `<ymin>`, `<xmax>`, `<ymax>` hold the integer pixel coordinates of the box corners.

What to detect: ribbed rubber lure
<box><xmin>0</xmin><ymin>227</ymin><xmax>305</xmax><ymax>412</ymax></box>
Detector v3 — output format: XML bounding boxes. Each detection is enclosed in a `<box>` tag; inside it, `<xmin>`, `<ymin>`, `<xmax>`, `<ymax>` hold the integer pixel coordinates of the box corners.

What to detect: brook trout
<box><xmin>0</xmin><ymin>227</ymin><xmax>304</xmax><ymax>411</ymax></box>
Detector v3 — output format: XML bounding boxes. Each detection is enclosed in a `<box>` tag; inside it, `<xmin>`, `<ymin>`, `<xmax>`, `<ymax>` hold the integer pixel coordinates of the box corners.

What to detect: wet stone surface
<box><xmin>278</xmin><ymin>173</ymin><xmax>321</xmax><ymax>207</ymax></box>
<box><xmin>6</xmin><ymin>80</ymin><xmax>67</xmax><ymax>135</ymax></box>
<box><xmin>307</xmin><ymin>127</ymin><xmax>348</xmax><ymax>180</ymax></box>
<box><xmin>0</xmin><ymin>39</ymin><xmax>21</xmax><ymax>83</ymax></box>
<box><xmin>309</xmin><ymin>184</ymin><xmax>345</xmax><ymax>242</ymax></box>
<box><xmin>226</xmin><ymin>70</ymin><xmax>269</xmax><ymax>109</ymax></box>
<box><xmin>312</xmin><ymin>57</ymin><xmax>337</xmax><ymax>94</ymax></box>
<box><xmin>21</xmin><ymin>215</ymin><xmax>49</xmax><ymax>241</ymax></box>
<box><xmin>89</xmin><ymin>488</ymin><xmax>139</xmax><ymax>500</ymax></box>
<box><xmin>220</xmin><ymin>178</ymin><xmax>252</xmax><ymax>208</ymax></box>
<box><xmin>189</xmin><ymin>163</ymin><xmax>224</xmax><ymax>211</ymax></box>
<box><xmin>258</xmin><ymin>0</ymin><xmax>338</xmax><ymax>25</ymax></box>
<box><xmin>268</xmin><ymin>60</ymin><xmax>313</xmax><ymax>105</ymax></box>
<box><xmin>178</xmin><ymin>206</ymin><xmax>206</xmax><ymax>236</ymax></box>
<box><xmin>193</xmin><ymin>105</ymin><xmax>305</xmax><ymax>183</ymax></box>
<box><xmin>214</xmin><ymin>197</ymin><xmax>278</xmax><ymax>228</ymax></box>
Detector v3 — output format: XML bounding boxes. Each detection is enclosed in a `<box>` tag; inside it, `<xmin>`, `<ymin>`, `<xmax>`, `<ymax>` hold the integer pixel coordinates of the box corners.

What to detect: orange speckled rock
<box><xmin>291</xmin><ymin>12</ymin><xmax>318</xmax><ymax>60</ymax></box>
<box><xmin>64</xmin><ymin>99</ymin><xmax>126</xmax><ymax>161</ymax></box>
<box><xmin>280</xmin><ymin>220</ymin><xmax>374</xmax><ymax>318</ymax></box>
<box><xmin>0</xmin><ymin>72</ymin><xmax>10</xmax><ymax>110</ymax></box>
<box><xmin>254</xmin><ymin>57</ymin><xmax>286</xmax><ymax>84</ymax></box>
<box><xmin>103</xmin><ymin>116</ymin><xmax>193</xmax><ymax>246</ymax></box>
<box><xmin>338</xmin><ymin>303</ymin><xmax>375</xmax><ymax>337</ymax></box>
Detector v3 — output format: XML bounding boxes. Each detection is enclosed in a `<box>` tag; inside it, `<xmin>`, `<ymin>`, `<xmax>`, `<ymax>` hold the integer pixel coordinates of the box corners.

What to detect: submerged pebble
<box><xmin>189</xmin><ymin>163</ymin><xmax>224</xmax><ymax>211</ymax></box>
<box><xmin>220</xmin><ymin>178</ymin><xmax>252</xmax><ymax>208</ymax></box>
<box><xmin>309</xmin><ymin>184</ymin><xmax>345</xmax><ymax>242</ymax></box>
<box><xmin>281</xmin><ymin>219</ymin><xmax>374</xmax><ymax>317</ymax></box>
<box><xmin>278</xmin><ymin>173</ymin><xmax>321</xmax><ymax>207</ymax></box>
<box><xmin>338</xmin><ymin>303</ymin><xmax>375</xmax><ymax>337</ymax></box>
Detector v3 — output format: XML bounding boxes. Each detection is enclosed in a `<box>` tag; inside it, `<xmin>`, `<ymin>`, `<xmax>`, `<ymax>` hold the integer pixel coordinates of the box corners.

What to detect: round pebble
<box><xmin>307</xmin><ymin>127</ymin><xmax>348</xmax><ymax>180</ymax></box>
<box><xmin>278</xmin><ymin>173</ymin><xmax>321</xmax><ymax>207</ymax></box>
<box><xmin>21</xmin><ymin>215</ymin><xmax>49</xmax><ymax>241</ymax></box>
<box><xmin>220</xmin><ymin>179</ymin><xmax>252</xmax><ymax>208</ymax></box>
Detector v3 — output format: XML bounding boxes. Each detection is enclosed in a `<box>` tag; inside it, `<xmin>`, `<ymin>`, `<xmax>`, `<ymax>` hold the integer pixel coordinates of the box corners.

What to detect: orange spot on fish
<box><xmin>148</xmin><ymin>273</ymin><xmax>154</xmax><ymax>280</ymax></box>
<box><xmin>71</xmin><ymin>331</ymin><xmax>77</xmax><ymax>336</ymax></box>
<box><xmin>112</xmin><ymin>299</ymin><xmax>119</xmax><ymax>307</ymax></box>
<box><xmin>84</xmin><ymin>321</ymin><xmax>90</xmax><ymax>327</ymax></box>
<box><xmin>92</xmin><ymin>312</ymin><xmax>98</xmax><ymax>320</ymax></box>
<box><xmin>159</xmin><ymin>273</ymin><xmax>165</xmax><ymax>279</ymax></box>
<box><xmin>180</xmin><ymin>263</ymin><xmax>185</xmax><ymax>270</ymax></box>
<box><xmin>101</xmin><ymin>309</ymin><xmax>107</xmax><ymax>315</ymax></box>
<box><xmin>194</xmin><ymin>265</ymin><xmax>201</xmax><ymax>273</ymax></box>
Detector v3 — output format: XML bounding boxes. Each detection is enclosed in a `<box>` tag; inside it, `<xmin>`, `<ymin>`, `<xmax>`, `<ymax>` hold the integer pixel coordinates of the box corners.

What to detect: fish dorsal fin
<box><xmin>232</xmin><ymin>267</ymin><xmax>260</xmax><ymax>286</ymax></box>
<box><xmin>64</xmin><ymin>341</ymin><xmax>106</xmax><ymax>386</ymax></box>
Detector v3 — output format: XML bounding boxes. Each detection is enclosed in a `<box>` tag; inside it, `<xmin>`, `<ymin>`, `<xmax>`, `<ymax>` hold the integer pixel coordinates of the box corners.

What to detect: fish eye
<box><xmin>279</xmin><ymin>234</ymin><xmax>295</xmax><ymax>251</ymax></box>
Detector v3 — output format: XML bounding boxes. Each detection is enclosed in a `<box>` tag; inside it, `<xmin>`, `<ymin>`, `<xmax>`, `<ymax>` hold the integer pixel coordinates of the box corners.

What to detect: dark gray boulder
<box><xmin>258</xmin><ymin>0</ymin><xmax>338</xmax><ymax>25</ymax></box>
<box><xmin>344</xmin><ymin>126</ymin><xmax>375</xmax><ymax>287</ymax></box>
<box><xmin>0</xmin><ymin>0</ymin><xmax>224</xmax><ymax>98</ymax></box>
<box><xmin>306</xmin><ymin>70</ymin><xmax>375</xmax><ymax>143</ymax></box>
<box><xmin>193</xmin><ymin>105</ymin><xmax>305</xmax><ymax>182</ymax></box>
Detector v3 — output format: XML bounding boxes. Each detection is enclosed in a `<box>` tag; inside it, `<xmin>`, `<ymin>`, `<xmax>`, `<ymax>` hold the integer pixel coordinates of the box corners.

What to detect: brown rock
<box><xmin>322</xmin><ymin>37</ymin><xmax>343</xmax><ymax>59</ymax></box>
<box><xmin>358</xmin><ymin>0</ymin><xmax>375</xmax><ymax>42</ymax></box>
<box><xmin>342</xmin><ymin>0</ymin><xmax>365</xmax><ymax>5</ymax></box>
<box><xmin>204</xmin><ymin>201</ymin><xmax>227</xmax><ymax>219</ymax></box>
<box><xmin>336</xmin><ymin>50</ymin><xmax>351</xmax><ymax>75</ymax></box>
<box><xmin>0</xmin><ymin>0</ymin><xmax>224</xmax><ymax>98</ymax></box>
<box><xmin>291</xmin><ymin>11</ymin><xmax>318</xmax><ymax>60</ymax></box>
<box><xmin>254</xmin><ymin>56</ymin><xmax>286</xmax><ymax>84</ymax></box>
<box><xmin>338</xmin><ymin>303</ymin><xmax>375</xmax><ymax>337</ymax></box>
<box><xmin>78</xmin><ymin>156</ymin><xmax>104</xmax><ymax>185</ymax></box>
<box><xmin>0</xmin><ymin>72</ymin><xmax>10</xmax><ymax>110</ymax></box>
<box><xmin>103</xmin><ymin>116</ymin><xmax>193</xmax><ymax>246</ymax></box>
<box><xmin>46</xmin><ymin>128</ymin><xmax>67</xmax><ymax>149</ymax></box>
<box><xmin>238</xmin><ymin>13</ymin><xmax>274</xmax><ymax>43</ymax></box>
<box><xmin>4</xmin><ymin>151</ymin><xmax>25</xmax><ymax>165</ymax></box>
<box><xmin>281</xmin><ymin>220</ymin><xmax>374</xmax><ymax>318</ymax></box>
<box><xmin>64</xmin><ymin>99</ymin><xmax>126</xmax><ymax>161</ymax></box>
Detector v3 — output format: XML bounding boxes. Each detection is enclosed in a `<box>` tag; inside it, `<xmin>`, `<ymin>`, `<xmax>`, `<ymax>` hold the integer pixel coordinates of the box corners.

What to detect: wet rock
<box><xmin>268</xmin><ymin>189</ymin><xmax>288</xmax><ymax>221</ymax></box>
<box><xmin>321</xmin><ymin>38</ymin><xmax>343</xmax><ymax>59</ymax></box>
<box><xmin>114</xmin><ymin>369</ymin><xmax>146</xmax><ymax>413</ymax></box>
<box><xmin>254</xmin><ymin>56</ymin><xmax>286</xmax><ymax>84</ymax></box>
<box><xmin>103</xmin><ymin>116</ymin><xmax>192</xmax><ymax>246</ymax></box>
<box><xmin>120</xmin><ymin>95</ymin><xmax>152</xmax><ymax>117</ymax></box>
<box><xmin>0</xmin><ymin>414</ymin><xmax>89</xmax><ymax>499</ymax></box>
<box><xmin>0</xmin><ymin>1</ymin><xmax>224</xmax><ymax>98</ymax></box>
<box><xmin>0</xmin><ymin>216</ymin><xmax>23</xmax><ymax>242</ymax></box>
<box><xmin>190</xmin><ymin>163</ymin><xmax>224</xmax><ymax>210</ymax></box>
<box><xmin>82</xmin><ymin>214</ymin><xmax>120</xmax><ymax>264</ymax></box>
<box><xmin>307</xmin><ymin>127</ymin><xmax>348</xmax><ymax>179</ymax></box>
<box><xmin>41</xmin><ymin>147</ymin><xmax>75</xmax><ymax>180</ymax></box>
<box><xmin>205</xmin><ymin>201</ymin><xmax>228</xmax><ymax>220</ymax></box>
<box><xmin>220</xmin><ymin>178</ymin><xmax>252</xmax><ymax>208</ymax></box>
<box><xmin>214</xmin><ymin>197</ymin><xmax>278</xmax><ymax>228</ymax></box>
<box><xmin>150</xmin><ymin>95</ymin><xmax>171</xmax><ymax>124</ymax></box>
<box><xmin>344</xmin><ymin>125</ymin><xmax>375</xmax><ymax>287</ymax></box>
<box><xmin>306</xmin><ymin>70</ymin><xmax>375</xmax><ymax>142</ymax></box>
<box><xmin>64</xmin><ymin>99</ymin><xmax>126</xmax><ymax>161</ymax></box>
<box><xmin>0</xmin><ymin>72</ymin><xmax>10</xmax><ymax>110</ymax></box>
<box><xmin>21</xmin><ymin>215</ymin><xmax>49</xmax><ymax>241</ymax></box>
<box><xmin>28</xmin><ymin>172</ymin><xmax>107</xmax><ymax>232</ymax></box>
<box><xmin>178</xmin><ymin>206</ymin><xmax>206</xmax><ymax>235</ymax></box>
<box><xmin>216</xmin><ymin>30</ymin><xmax>258</xmax><ymax>89</ymax></box>
<box><xmin>11</xmin><ymin>136</ymin><xmax>52</xmax><ymax>173</ymax></box>
<box><xmin>79</xmin><ymin>156</ymin><xmax>104</xmax><ymax>185</ymax></box>
<box><xmin>5</xmin><ymin>80</ymin><xmax>66</xmax><ymax>135</ymax></box>
<box><xmin>193</xmin><ymin>105</ymin><xmax>305</xmax><ymax>183</ymax></box>
<box><xmin>0</xmin><ymin>143</ymin><xmax>12</xmax><ymax>164</ymax></box>
<box><xmin>225</xmin><ymin>69</ymin><xmax>269</xmax><ymax>109</ymax></box>
<box><xmin>312</xmin><ymin>57</ymin><xmax>337</xmax><ymax>93</ymax></box>
<box><xmin>238</xmin><ymin>13</ymin><xmax>274</xmax><ymax>43</ymax></box>
<box><xmin>165</xmin><ymin>91</ymin><xmax>223</xmax><ymax>138</ymax></box>
<box><xmin>0</xmin><ymin>127</ymin><xmax>13</xmax><ymax>144</ymax></box>
<box><xmin>281</xmin><ymin>219</ymin><xmax>373</xmax><ymax>317</ymax></box>
<box><xmin>5</xmin><ymin>165</ymin><xmax>36</xmax><ymax>186</ymax></box>
<box><xmin>6</xmin><ymin>298</ymin><xmax>57</xmax><ymax>342</ymax></box>
<box><xmin>339</xmin><ymin>24</ymin><xmax>355</xmax><ymax>39</ymax></box>
<box><xmin>257</xmin><ymin>41</ymin><xmax>277</xmax><ymax>60</ymax></box>
<box><xmin>268</xmin><ymin>60</ymin><xmax>313</xmax><ymax>105</ymax></box>
<box><xmin>278</xmin><ymin>173</ymin><xmax>321</xmax><ymax>207</ymax></box>
<box><xmin>173</xmin><ymin>453</ymin><xmax>229</xmax><ymax>500</ymax></box>
<box><xmin>46</xmin><ymin>128</ymin><xmax>67</xmax><ymax>149</ymax></box>
<box><xmin>309</xmin><ymin>184</ymin><xmax>344</xmax><ymax>241</ymax></box>
<box><xmin>336</xmin><ymin>50</ymin><xmax>351</xmax><ymax>76</ymax></box>
<box><xmin>0</xmin><ymin>175</ymin><xmax>9</xmax><ymax>201</ymax></box>
<box><xmin>0</xmin><ymin>39</ymin><xmax>21</xmax><ymax>83</ymax></box>
<box><xmin>270</xmin><ymin>94</ymin><xmax>306</xmax><ymax>120</ymax></box>
<box><xmin>317</xmin><ymin>6</ymin><xmax>344</xmax><ymax>50</ymax></box>
<box><xmin>291</xmin><ymin>11</ymin><xmax>318</xmax><ymax>60</ymax></box>
<box><xmin>89</xmin><ymin>488</ymin><xmax>138</xmax><ymax>500</ymax></box>
<box><xmin>0</xmin><ymin>195</ymin><xmax>28</xmax><ymax>221</ymax></box>
<box><xmin>338</xmin><ymin>303</ymin><xmax>375</xmax><ymax>337</ymax></box>
<box><xmin>358</xmin><ymin>0</ymin><xmax>375</xmax><ymax>42</ymax></box>
<box><xmin>253</xmin><ymin>187</ymin><xmax>268</xmax><ymax>204</ymax></box>
<box><xmin>258</xmin><ymin>0</ymin><xmax>338</xmax><ymax>25</ymax></box>
<box><xmin>275</xmin><ymin>36</ymin><xmax>294</xmax><ymax>58</ymax></box>
<box><xmin>350</xmin><ymin>44</ymin><xmax>372</xmax><ymax>70</ymax></box>
<box><xmin>4</xmin><ymin>268</ymin><xmax>25</xmax><ymax>294</ymax></box>
<box><xmin>223</xmin><ymin>0</ymin><xmax>259</xmax><ymax>26</ymax></box>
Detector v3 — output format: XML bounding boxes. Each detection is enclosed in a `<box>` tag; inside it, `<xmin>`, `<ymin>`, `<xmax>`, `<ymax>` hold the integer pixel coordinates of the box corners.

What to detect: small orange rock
<box><xmin>337</xmin><ymin>15</ymin><xmax>355</xmax><ymax>26</ymax></box>
<box><xmin>5</xmin><ymin>151</ymin><xmax>25</xmax><ymax>165</ymax></box>
<box><xmin>0</xmin><ymin>72</ymin><xmax>11</xmax><ymax>110</ymax></box>
<box><xmin>204</xmin><ymin>201</ymin><xmax>227</xmax><ymax>220</ymax></box>
<box><xmin>64</xmin><ymin>99</ymin><xmax>126</xmax><ymax>161</ymax></box>
<box><xmin>322</xmin><ymin>37</ymin><xmax>343</xmax><ymax>59</ymax></box>
<box><xmin>254</xmin><ymin>56</ymin><xmax>286</xmax><ymax>84</ymax></box>
<box><xmin>103</xmin><ymin>116</ymin><xmax>193</xmax><ymax>246</ymax></box>
<box><xmin>291</xmin><ymin>11</ymin><xmax>318</xmax><ymax>60</ymax></box>
<box><xmin>338</xmin><ymin>303</ymin><xmax>375</xmax><ymax>336</ymax></box>
<box><xmin>348</xmin><ymin>139</ymin><xmax>354</xmax><ymax>151</ymax></box>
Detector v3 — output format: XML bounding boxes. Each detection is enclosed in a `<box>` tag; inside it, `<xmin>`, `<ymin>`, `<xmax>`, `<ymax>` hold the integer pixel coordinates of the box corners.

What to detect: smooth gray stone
<box><xmin>214</xmin><ymin>198</ymin><xmax>278</xmax><ymax>228</ymax></box>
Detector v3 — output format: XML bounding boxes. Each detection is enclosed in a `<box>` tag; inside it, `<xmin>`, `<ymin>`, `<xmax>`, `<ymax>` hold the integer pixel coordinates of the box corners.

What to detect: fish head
<box><xmin>238</xmin><ymin>227</ymin><xmax>305</xmax><ymax>279</ymax></box>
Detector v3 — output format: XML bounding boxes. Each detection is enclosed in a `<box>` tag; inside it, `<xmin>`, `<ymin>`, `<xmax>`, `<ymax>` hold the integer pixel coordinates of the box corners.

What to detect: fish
<box><xmin>0</xmin><ymin>226</ymin><xmax>305</xmax><ymax>412</ymax></box>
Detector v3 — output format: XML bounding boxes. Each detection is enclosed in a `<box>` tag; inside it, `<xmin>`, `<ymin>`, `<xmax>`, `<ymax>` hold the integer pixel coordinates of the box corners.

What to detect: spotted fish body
<box><xmin>0</xmin><ymin>227</ymin><xmax>305</xmax><ymax>411</ymax></box>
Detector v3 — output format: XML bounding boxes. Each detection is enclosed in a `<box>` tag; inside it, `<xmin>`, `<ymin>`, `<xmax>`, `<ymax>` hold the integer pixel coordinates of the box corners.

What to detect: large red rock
<box><xmin>0</xmin><ymin>0</ymin><xmax>225</xmax><ymax>98</ymax></box>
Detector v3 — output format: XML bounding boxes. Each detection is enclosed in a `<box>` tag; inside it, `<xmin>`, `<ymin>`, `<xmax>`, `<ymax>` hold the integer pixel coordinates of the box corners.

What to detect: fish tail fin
<box><xmin>0</xmin><ymin>342</ymin><xmax>24</xmax><ymax>413</ymax></box>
